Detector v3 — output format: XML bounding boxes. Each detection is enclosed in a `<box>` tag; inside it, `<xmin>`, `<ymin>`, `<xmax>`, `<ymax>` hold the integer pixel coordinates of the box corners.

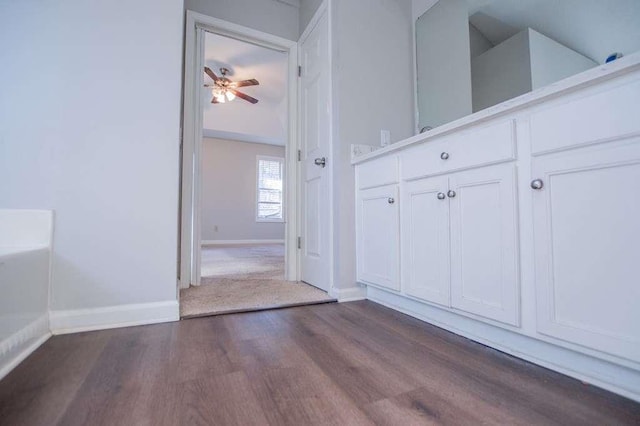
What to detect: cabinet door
<box><xmin>357</xmin><ymin>184</ymin><xmax>400</xmax><ymax>290</ymax></box>
<box><xmin>401</xmin><ymin>176</ymin><xmax>450</xmax><ymax>306</ymax></box>
<box><xmin>533</xmin><ymin>141</ymin><xmax>640</xmax><ymax>362</ymax></box>
<box><xmin>449</xmin><ymin>163</ymin><xmax>519</xmax><ymax>325</ymax></box>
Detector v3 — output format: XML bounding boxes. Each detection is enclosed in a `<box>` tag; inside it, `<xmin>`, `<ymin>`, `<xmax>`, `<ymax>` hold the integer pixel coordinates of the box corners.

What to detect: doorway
<box><xmin>179</xmin><ymin>10</ymin><xmax>334</xmax><ymax>317</ymax></box>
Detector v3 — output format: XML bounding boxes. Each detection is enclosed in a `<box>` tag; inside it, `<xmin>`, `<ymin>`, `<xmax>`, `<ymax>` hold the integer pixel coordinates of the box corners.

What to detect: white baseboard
<box><xmin>0</xmin><ymin>314</ymin><xmax>51</xmax><ymax>381</ymax></box>
<box><xmin>202</xmin><ymin>239</ymin><xmax>284</xmax><ymax>245</ymax></box>
<box><xmin>367</xmin><ymin>286</ymin><xmax>640</xmax><ymax>403</ymax></box>
<box><xmin>331</xmin><ymin>285</ymin><xmax>367</xmax><ymax>302</ymax></box>
<box><xmin>50</xmin><ymin>300</ymin><xmax>179</xmax><ymax>335</ymax></box>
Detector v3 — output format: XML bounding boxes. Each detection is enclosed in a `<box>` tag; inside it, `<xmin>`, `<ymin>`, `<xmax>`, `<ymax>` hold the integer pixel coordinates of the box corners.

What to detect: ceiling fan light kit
<box><xmin>204</xmin><ymin>66</ymin><xmax>260</xmax><ymax>104</ymax></box>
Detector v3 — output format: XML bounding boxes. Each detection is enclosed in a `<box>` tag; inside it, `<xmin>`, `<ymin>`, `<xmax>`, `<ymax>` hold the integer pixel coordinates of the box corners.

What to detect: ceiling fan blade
<box><xmin>204</xmin><ymin>67</ymin><xmax>219</xmax><ymax>82</ymax></box>
<box><xmin>229</xmin><ymin>89</ymin><xmax>258</xmax><ymax>104</ymax></box>
<box><xmin>233</xmin><ymin>79</ymin><xmax>259</xmax><ymax>88</ymax></box>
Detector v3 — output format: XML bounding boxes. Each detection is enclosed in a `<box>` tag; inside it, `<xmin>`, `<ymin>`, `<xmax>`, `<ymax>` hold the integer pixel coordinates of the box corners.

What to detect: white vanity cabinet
<box><xmin>353</xmin><ymin>60</ymin><xmax>640</xmax><ymax>401</ymax></box>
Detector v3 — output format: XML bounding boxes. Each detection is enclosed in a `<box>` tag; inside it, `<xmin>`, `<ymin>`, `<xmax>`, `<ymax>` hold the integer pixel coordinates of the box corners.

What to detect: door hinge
<box><xmin>298</xmin><ymin>65</ymin><xmax>302</xmax><ymax>77</ymax></box>
<box><xmin>297</xmin><ymin>236</ymin><xmax>302</xmax><ymax>249</ymax></box>
<box><xmin>297</xmin><ymin>149</ymin><xmax>302</xmax><ymax>161</ymax></box>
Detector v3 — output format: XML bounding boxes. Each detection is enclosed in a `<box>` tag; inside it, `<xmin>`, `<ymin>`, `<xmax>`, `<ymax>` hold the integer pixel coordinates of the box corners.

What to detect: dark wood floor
<box><xmin>1</xmin><ymin>301</ymin><xmax>638</xmax><ymax>425</ymax></box>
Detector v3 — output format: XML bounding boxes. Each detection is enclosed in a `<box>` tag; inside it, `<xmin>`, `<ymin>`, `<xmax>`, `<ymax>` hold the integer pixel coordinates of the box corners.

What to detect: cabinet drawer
<box><xmin>401</xmin><ymin>137</ymin><xmax>450</xmax><ymax>180</ymax></box>
<box><xmin>401</xmin><ymin>120</ymin><xmax>516</xmax><ymax>181</ymax></box>
<box><xmin>357</xmin><ymin>155</ymin><xmax>399</xmax><ymax>189</ymax></box>
<box><xmin>447</xmin><ymin>120</ymin><xmax>516</xmax><ymax>172</ymax></box>
<box><xmin>530</xmin><ymin>76</ymin><xmax>640</xmax><ymax>154</ymax></box>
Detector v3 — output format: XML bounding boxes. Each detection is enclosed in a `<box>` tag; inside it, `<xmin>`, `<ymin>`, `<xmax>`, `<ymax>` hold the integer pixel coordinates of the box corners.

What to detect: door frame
<box><xmin>180</xmin><ymin>11</ymin><xmax>299</xmax><ymax>289</ymax></box>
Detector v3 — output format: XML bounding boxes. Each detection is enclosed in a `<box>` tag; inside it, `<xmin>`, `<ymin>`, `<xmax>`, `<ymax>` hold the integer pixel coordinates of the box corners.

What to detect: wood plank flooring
<box><xmin>1</xmin><ymin>301</ymin><xmax>638</xmax><ymax>425</ymax></box>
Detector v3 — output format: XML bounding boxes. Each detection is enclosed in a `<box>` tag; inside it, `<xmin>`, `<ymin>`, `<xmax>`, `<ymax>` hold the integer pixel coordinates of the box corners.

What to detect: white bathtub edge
<box><xmin>0</xmin><ymin>315</ymin><xmax>51</xmax><ymax>381</ymax></box>
<box><xmin>50</xmin><ymin>300</ymin><xmax>179</xmax><ymax>335</ymax></box>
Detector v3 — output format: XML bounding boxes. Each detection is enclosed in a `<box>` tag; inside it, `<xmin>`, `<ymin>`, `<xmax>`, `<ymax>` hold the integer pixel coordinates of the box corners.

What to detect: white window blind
<box><xmin>257</xmin><ymin>157</ymin><xmax>284</xmax><ymax>221</ymax></box>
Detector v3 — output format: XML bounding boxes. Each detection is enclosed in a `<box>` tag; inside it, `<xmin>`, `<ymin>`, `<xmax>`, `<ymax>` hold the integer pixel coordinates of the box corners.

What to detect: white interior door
<box><xmin>299</xmin><ymin>11</ymin><xmax>330</xmax><ymax>291</ymax></box>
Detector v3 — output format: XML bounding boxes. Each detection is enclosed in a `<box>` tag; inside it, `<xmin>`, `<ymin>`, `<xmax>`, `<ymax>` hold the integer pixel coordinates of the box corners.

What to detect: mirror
<box><xmin>415</xmin><ymin>0</ymin><xmax>640</xmax><ymax>131</ymax></box>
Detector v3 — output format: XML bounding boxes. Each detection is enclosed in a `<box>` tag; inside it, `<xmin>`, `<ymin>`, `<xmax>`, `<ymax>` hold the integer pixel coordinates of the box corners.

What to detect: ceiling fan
<box><xmin>204</xmin><ymin>67</ymin><xmax>259</xmax><ymax>104</ymax></box>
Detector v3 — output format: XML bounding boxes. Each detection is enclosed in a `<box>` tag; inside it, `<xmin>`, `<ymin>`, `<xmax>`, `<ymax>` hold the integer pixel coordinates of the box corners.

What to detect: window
<box><xmin>256</xmin><ymin>156</ymin><xmax>284</xmax><ymax>222</ymax></box>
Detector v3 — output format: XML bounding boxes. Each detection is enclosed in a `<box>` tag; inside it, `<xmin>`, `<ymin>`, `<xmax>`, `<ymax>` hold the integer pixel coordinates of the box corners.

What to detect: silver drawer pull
<box><xmin>447</xmin><ymin>190</ymin><xmax>456</xmax><ymax>198</ymax></box>
<box><xmin>440</xmin><ymin>152</ymin><xmax>450</xmax><ymax>160</ymax></box>
<box><xmin>388</xmin><ymin>197</ymin><xmax>395</xmax><ymax>204</ymax></box>
<box><xmin>437</xmin><ymin>192</ymin><xmax>446</xmax><ymax>200</ymax></box>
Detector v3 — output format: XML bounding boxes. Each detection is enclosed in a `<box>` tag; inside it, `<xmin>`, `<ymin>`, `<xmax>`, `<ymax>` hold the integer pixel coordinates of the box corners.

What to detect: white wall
<box><xmin>299</xmin><ymin>0</ymin><xmax>323</xmax><ymax>35</ymax></box>
<box><xmin>201</xmin><ymin>138</ymin><xmax>285</xmax><ymax>241</ymax></box>
<box><xmin>331</xmin><ymin>0</ymin><xmax>414</xmax><ymax>292</ymax></box>
<box><xmin>415</xmin><ymin>0</ymin><xmax>472</xmax><ymax>129</ymax></box>
<box><xmin>412</xmin><ymin>0</ymin><xmax>438</xmax><ymax>21</ymax></box>
<box><xmin>529</xmin><ymin>29</ymin><xmax>597</xmax><ymax>90</ymax></box>
<box><xmin>185</xmin><ymin>0</ymin><xmax>300</xmax><ymax>41</ymax></box>
<box><xmin>471</xmin><ymin>29</ymin><xmax>532</xmax><ymax>112</ymax></box>
<box><xmin>471</xmin><ymin>0</ymin><xmax>640</xmax><ymax>64</ymax></box>
<box><xmin>472</xmin><ymin>28</ymin><xmax>598</xmax><ymax>112</ymax></box>
<box><xmin>0</xmin><ymin>1</ymin><xmax>183</xmax><ymax>314</ymax></box>
<box><xmin>469</xmin><ymin>23</ymin><xmax>493</xmax><ymax>58</ymax></box>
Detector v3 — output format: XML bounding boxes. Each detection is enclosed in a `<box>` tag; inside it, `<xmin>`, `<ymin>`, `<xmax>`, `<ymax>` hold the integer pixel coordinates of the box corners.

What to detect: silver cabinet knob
<box><xmin>530</xmin><ymin>179</ymin><xmax>544</xmax><ymax>190</ymax></box>
<box><xmin>314</xmin><ymin>157</ymin><xmax>326</xmax><ymax>167</ymax></box>
<box><xmin>447</xmin><ymin>190</ymin><xmax>456</xmax><ymax>198</ymax></box>
<box><xmin>388</xmin><ymin>197</ymin><xmax>395</xmax><ymax>204</ymax></box>
<box><xmin>437</xmin><ymin>192</ymin><xmax>446</xmax><ymax>200</ymax></box>
<box><xmin>440</xmin><ymin>152</ymin><xmax>450</xmax><ymax>160</ymax></box>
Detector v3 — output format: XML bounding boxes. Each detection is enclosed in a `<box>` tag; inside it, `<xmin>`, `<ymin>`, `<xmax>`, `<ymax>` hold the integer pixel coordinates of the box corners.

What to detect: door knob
<box><xmin>447</xmin><ymin>190</ymin><xmax>456</xmax><ymax>198</ymax></box>
<box><xmin>440</xmin><ymin>152</ymin><xmax>450</xmax><ymax>160</ymax></box>
<box><xmin>530</xmin><ymin>179</ymin><xmax>544</xmax><ymax>190</ymax></box>
<box><xmin>388</xmin><ymin>197</ymin><xmax>395</xmax><ymax>204</ymax></box>
<box><xmin>314</xmin><ymin>157</ymin><xmax>326</xmax><ymax>167</ymax></box>
<box><xmin>437</xmin><ymin>192</ymin><xmax>446</xmax><ymax>200</ymax></box>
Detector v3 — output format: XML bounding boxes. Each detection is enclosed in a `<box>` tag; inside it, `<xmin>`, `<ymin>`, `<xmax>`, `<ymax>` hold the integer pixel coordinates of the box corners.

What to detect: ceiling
<box><xmin>465</xmin><ymin>0</ymin><xmax>640</xmax><ymax>63</ymax></box>
<box><xmin>202</xmin><ymin>31</ymin><xmax>288</xmax><ymax>146</ymax></box>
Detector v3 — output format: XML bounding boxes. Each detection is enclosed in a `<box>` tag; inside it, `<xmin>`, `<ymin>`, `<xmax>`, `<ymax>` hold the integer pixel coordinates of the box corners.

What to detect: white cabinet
<box><xmin>449</xmin><ymin>164</ymin><xmax>519</xmax><ymax>326</ymax></box>
<box><xmin>400</xmin><ymin>164</ymin><xmax>519</xmax><ymax>325</ymax></box>
<box><xmin>353</xmin><ymin>65</ymin><xmax>640</xmax><ymax>399</ymax></box>
<box><xmin>401</xmin><ymin>176</ymin><xmax>450</xmax><ymax>306</ymax></box>
<box><xmin>532</xmin><ymin>140</ymin><xmax>640</xmax><ymax>362</ymax></box>
<box><xmin>356</xmin><ymin>184</ymin><xmax>400</xmax><ymax>291</ymax></box>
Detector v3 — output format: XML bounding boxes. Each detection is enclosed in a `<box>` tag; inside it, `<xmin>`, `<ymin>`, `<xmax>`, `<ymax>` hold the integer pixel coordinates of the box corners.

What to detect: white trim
<box><xmin>49</xmin><ymin>301</ymin><xmax>179</xmax><ymax>335</ymax></box>
<box><xmin>203</xmin><ymin>129</ymin><xmax>284</xmax><ymax>146</ymax></box>
<box><xmin>367</xmin><ymin>286</ymin><xmax>640</xmax><ymax>403</ymax></box>
<box><xmin>0</xmin><ymin>315</ymin><xmax>51</xmax><ymax>381</ymax></box>
<box><xmin>181</xmin><ymin>11</ymin><xmax>299</xmax><ymax>290</ymax></box>
<box><xmin>202</xmin><ymin>239</ymin><xmax>284</xmax><ymax>245</ymax></box>
<box><xmin>331</xmin><ymin>285</ymin><xmax>367</xmax><ymax>302</ymax></box>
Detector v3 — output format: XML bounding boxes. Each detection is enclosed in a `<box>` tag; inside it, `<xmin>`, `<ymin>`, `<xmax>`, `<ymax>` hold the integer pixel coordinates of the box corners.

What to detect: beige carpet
<box><xmin>180</xmin><ymin>243</ymin><xmax>335</xmax><ymax>318</ymax></box>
